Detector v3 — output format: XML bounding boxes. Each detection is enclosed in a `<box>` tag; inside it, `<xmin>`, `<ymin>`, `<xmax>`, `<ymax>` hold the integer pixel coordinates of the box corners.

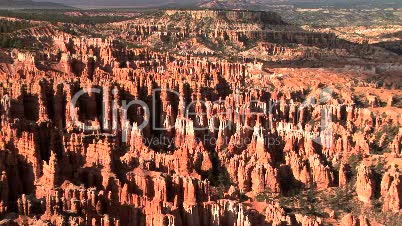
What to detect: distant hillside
<box><xmin>32</xmin><ymin>0</ymin><xmax>199</xmax><ymax>8</ymax></box>
<box><xmin>0</xmin><ymin>0</ymin><xmax>70</xmax><ymax>9</ymax></box>
<box><xmin>30</xmin><ymin>0</ymin><xmax>402</xmax><ymax>9</ymax></box>
<box><xmin>198</xmin><ymin>0</ymin><xmax>402</xmax><ymax>9</ymax></box>
<box><xmin>198</xmin><ymin>0</ymin><xmax>260</xmax><ymax>10</ymax></box>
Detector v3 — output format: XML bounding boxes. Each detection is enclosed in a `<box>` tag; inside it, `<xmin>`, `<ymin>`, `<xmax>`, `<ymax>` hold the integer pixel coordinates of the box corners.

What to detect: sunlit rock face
<box><xmin>0</xmin><ymin>8</ymin><xmax>400</xmax><ymax>226</ymax></box>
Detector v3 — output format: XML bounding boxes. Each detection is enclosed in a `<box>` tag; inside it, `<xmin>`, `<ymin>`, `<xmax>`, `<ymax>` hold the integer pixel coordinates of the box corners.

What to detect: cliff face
<box><xmin>165</xmin><ymin>9</ymin><xmax>286</xmax><ymax>25</ymax></box>
<box><xmin>107</xmin><ymin>8</ymin><xmax>360</xmax><ymax>63</ymax></box>
<box><xmin>0</xmin><ymin>38</ymin><xmax>330</xmax><ymax>226</ymax></box>
<box><xmin>0</xmin><ymin>8</ymin><xmax>400</xmax><ymax>226</ymax></box>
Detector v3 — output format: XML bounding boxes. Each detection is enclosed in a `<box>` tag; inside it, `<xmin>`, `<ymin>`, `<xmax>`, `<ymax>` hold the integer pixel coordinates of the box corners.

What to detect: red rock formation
<box><xmin>339</xmin><ymin>162</ymin><xmax>350</xmax><ymax>187</ymax></box>
<box><xmin>381</xmin><ymin>166</ymin><xmax>402</xmax><ymax>212</ymax></box>
<box><xmin>356</xmin><ymin>164</ymin><xmax>374</xmax><ymax>204</ymax></box>
<box><xmin>0</xmin><ymin>8</ymin><xmax>399</xmax><ymax>226</ymax></box>
<box><xmin>340</xmin><ymin>214</ymin><xmax>371</xmax><ymax>226</ymax></box>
